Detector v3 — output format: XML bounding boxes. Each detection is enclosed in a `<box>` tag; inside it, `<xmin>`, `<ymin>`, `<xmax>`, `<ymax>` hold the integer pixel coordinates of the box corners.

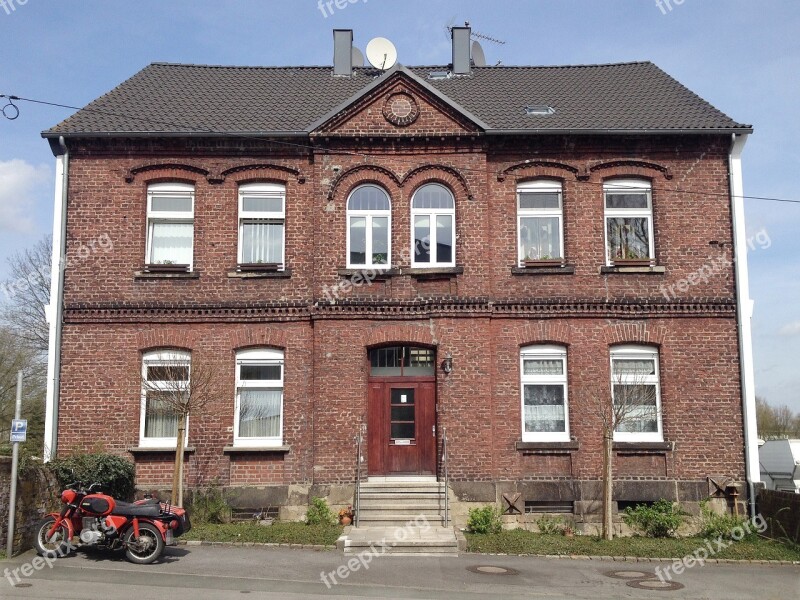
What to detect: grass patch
<box><xmin>466</xmin><ymin>530</ymin><xmax>800</xmax><ymax>561</ymax></box>
<box><xmin>183</xmin><ymin>521</ymin><xmax>343</xmax><ymax>546</ymax></box>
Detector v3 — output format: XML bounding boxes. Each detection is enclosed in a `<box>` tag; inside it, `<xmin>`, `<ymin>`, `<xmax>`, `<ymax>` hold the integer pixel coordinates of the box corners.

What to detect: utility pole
<box><xmin>6</xmin><ymin>370</ymin><xmax>24</xmax><ymax>557</ymax></box>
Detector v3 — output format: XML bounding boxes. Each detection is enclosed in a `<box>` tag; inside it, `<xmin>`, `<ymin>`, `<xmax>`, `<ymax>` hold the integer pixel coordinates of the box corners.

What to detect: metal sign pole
<box><xmin>6</xmin><ymin>370</ymin><xmax>23</xmax><ymax>557</ymax></box>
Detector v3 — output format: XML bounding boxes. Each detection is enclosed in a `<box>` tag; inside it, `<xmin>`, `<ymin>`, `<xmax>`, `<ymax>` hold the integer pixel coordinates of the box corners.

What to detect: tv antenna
<box><xmin>444</xmin><ymin>19</ymin><xmax>506</xmax><ymax>46</ymax></box>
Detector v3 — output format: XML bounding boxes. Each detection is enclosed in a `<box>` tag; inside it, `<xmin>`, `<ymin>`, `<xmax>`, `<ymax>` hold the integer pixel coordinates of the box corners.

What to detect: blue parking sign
<box><xmin>10</xmin><ymin>419</ymin><xmax>27</xmax><ymax>443</ymax></box>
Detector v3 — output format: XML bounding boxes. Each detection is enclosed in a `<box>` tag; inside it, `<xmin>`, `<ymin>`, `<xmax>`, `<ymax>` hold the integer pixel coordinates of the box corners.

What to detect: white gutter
<box><xmin>43</xmin><ymin>136</ymin><xmax>69</xmax><ymax>461</ymax></box>
<box><xmin>729</xmin><ymin>132</ymin><xmax>760</xmax><ymax>517</ymax></box>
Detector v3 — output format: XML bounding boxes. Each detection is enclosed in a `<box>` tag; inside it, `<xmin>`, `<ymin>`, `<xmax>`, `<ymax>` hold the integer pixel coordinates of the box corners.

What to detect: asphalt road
<box><xmin>2</xmin><ymin>545</ymin><xmax>798</xmax><ymax>599</ymax></box>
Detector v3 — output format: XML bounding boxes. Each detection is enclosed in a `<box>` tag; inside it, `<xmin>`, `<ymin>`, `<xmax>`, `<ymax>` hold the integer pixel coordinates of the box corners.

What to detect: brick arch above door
<box><xmin>365</xmin><ymin>324</ymin><xmax>437</xmax><ymax>349</ymax></box>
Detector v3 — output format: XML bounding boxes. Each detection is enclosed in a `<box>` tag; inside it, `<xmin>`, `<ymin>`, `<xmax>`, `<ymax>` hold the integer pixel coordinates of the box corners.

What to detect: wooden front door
<box><xmin>367</xmin><ymin>380</ymin><xmax>436</xmax><ymax>475</ymax></box>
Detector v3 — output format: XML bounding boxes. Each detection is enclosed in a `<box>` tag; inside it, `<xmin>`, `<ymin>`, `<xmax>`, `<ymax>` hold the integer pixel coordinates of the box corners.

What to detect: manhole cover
<box><xmin>627</xmin><ymin>579</ymin><xmax>685</xmax><ymax>591</ymax></box>
<box><xmin>467</xmin><ymin>565</ymin><xmax>519</xmax><ymax>576</ymax></box>
<box><xmin>604</xmin><ymin>569</ymin><xmax>652</xmax><ymax>580</ymax></box>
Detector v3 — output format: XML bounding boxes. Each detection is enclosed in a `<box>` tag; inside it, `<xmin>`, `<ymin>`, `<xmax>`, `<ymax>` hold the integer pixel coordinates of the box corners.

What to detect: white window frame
<box><xmin>233</xmin><ymin>348</ymin><xmax>284</xmax><ymax>447</ymax></box>
<box><xmin>603</xmin><ymin>179</ymin><xmax>655</xmax><ymax>265</ymax></box>
<box><xmin>139</xmin><ymin>350</ymin><xmax>190</xmax><ymax>448</ymax></box>
<box><xmin>520</xmin><ymin>345</ymin><xmax>570</xmax><ymax>442</ymax></box>
<box><xmin>238</xmin><ymin>183</ymin><xmax>286</xmax><ymax>269</ymax></box>
<box><xmin>517</xmin><ymin>180</ymin><xmax>564</xmax><ymax>265</ymax></box>
<box><xmin>346</xmin><ymin>185</ymin><xmax>392</xmax><ymax>269</ymax></box>
<box><xmin>410</xmin><ymin>183</ymin><xmax>456</xmax><ymax>268</ymax></box>
<box><xmin>146</xmin><ymin>182</ymin><xmax>195</xmax><ymax>270</ymax></box>
<box><xmin>610</xmin><ymin>345</ymin><xmax>663</xmax><ymax>442</ymax></box>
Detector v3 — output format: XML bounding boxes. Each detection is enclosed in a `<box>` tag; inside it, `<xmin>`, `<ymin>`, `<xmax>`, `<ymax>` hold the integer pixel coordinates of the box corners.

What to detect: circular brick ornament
<box><xmin>383</xmin><ymin>93</ymin><xmax>420</xmax><ymax>127</ymax></box>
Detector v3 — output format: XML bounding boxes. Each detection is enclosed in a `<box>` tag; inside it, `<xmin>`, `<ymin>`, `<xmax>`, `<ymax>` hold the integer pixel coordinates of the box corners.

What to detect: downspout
<box><xmin>43</xmin><ymin>136</ymin><xmax>69</xmax><ymax>461</ymax></box>
<box><xmin>728</xmin><ymin>132</ymin><xmax>760</xmax><ymax>518</ymax></box>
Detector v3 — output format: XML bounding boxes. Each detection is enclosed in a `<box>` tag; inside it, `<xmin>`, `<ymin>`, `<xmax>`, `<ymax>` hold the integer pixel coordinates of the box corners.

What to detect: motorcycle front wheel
<box><xmin>33</xmin><ymin>516</ymin><xmax>72</xmax><ymax>559</ymax></box>
<box><xmin>123</xmin><ymin>522</ymin><xmax>164</xmax><ymax>564</ymax></box>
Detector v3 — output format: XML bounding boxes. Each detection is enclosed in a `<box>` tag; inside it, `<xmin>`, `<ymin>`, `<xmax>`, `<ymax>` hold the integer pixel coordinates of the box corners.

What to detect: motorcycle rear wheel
<box><xmin>33</xmin><ymin>517</ymin><xmax>72</xmax><ymax>559</ymax></box>
<box><xmin>123</xmin><ymin>523</ymin><xmax>164</xmax><ymax>564</ymax></box>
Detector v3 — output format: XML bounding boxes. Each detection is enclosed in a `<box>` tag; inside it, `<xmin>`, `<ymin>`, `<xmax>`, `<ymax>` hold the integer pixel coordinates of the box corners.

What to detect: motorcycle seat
<box><xmin>112</xmin><ymin>501</ymin><xmax>162</xmax><ymax>517</ymax></box>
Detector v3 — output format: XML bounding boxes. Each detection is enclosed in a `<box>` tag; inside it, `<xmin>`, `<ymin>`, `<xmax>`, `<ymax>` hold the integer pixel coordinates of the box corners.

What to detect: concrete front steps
<box><xmin>337</xmin><ymin>479</ymin><xmax>462</xmax><ymax>556</ymax></box>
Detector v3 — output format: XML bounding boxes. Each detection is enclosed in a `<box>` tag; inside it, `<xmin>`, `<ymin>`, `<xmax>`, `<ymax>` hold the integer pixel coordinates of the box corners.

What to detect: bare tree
<box><xmin>137</xmin><ymin>352</ymin><xmax>224</xmax><ymax>505</ymax></box>
<box><xmin>0</xmin><ymin>327</ymin><xmax>47</xmax><ymax>452</ymax></box>
<box><xmin>757</xmin><ymin>396</ymin><xmax>800</xmax><ymax>439</ymax></box>
<box><xmin>1</xmin><ymin>235</ymin><xmax>52</xmax><ymax>357</ymax></box>
<box><xmin>584</xmin><ymin>369</ymin><xmax>659</xmax><ymax>540</ymax></box>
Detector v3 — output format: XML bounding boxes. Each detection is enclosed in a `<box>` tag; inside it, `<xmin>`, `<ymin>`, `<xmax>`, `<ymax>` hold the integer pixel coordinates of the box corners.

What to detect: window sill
<box><xmin>128</xmin><ymin>446</ymin><xmax>196</xmax><ymax>454</ymax></box>
<box><xmin>134</xmin><ymin>270</ymin><xmax>200</xmax><ymax>280</ymax></box>
<box><xmin>515</xmin><ymin>440</ymin><xmax>579</xmax><ymax>455</ymax></box>
<box><xmin>403</xmin><ymin>266</ymin><xmax>464</xmax><ymax>279</ymax></box>
<box><xmin>227</xmin><ymin>268</ymin><xmax>292</xmax><ymax>279</ymax></box>
<box><xmin>600</xmin><ymin>265</ymin><xmax>665</xmax><ymax>275</ymax></box>
<box><xmin>512</xmin><ymin>265</ymin><xmax>575</xmax><ymax>276</ymax></box>
<box><xmin>613</xmin><ymin>441</ymin><xmax>674</xmax><ymax>454</ymax></box>
<box><xmin>338</xmin><ymin>268</ymin><xmax>400</xmax><ymax>280</ymax></box>
<box><xmin>223</xmin><ymin>445</ymin><xmax>290</xmax><ymax>454</ymax></box>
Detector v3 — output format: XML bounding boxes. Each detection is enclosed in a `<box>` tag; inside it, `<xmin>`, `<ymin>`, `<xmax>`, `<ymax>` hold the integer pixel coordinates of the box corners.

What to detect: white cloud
<box><xmin>778</xmin><ymin>321</ymin><xmax>800</xmax><ymax>336</ymax></box>
<box><xmin>0</xmin><ymin>159</ymin><xmax>52</xmax><ymax>234</ymax></box>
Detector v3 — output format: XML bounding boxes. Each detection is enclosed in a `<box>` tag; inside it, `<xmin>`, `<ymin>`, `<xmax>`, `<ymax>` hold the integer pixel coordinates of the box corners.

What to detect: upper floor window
<box><xmin>347</xmin><ymin>185</ymin><xmax>391</xmax><ymax>269</ymax></box>
<box><xmin>610</xmin><ymin>345</ymin><xmax>662</xmax><ymax>442</ymax></box>
<box><xmin>411</xmin><ymin>184</ymin><xmax>455</xmax><ymax>267</ymax></box>
<box><xmin>234</xmin><ymin>348</ymin><xmax>284</xmax><ymax>446</ymax></box>
<box><xmin>520</xmin><ymin>345</ymin><xmax>569</xmax><ymax>442</ymax></box>
<box><xmin>238</xmin><ymin>183</ymin><xmax>286</xmax><ymax>269</ymax></box>
<box><xmin>517</xmin><ymin>180</ymin><xmax>564</xmax><ymax>265</ymax></box>
<box><xmin>140</xmin><ymin>350</ymin><xmax>190</xmax><ymax>447</ymax></box>
<box><xmin>604</xmin><ymin>179</ymin><xmax>654</xmax><ymax>265</ymax></box>
<box><xmin>146</xmin><ymin>183</ymin><xmax>194</xmax><ymax>270</ymax></box>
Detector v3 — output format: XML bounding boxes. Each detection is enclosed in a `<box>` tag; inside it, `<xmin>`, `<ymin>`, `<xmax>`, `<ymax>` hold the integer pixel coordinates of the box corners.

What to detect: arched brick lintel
<box><xmin>329</xmin><ymin>164</ymin><xmax>401</xmax><ymax>201</ymax></box>
<box><xmin>604</xmin><ymin>322</ymin><xmax>668</xmax><ymax>347</ymax></box>
<box><xmin>515</xmin><ymin>322</ymin><xmax>573</xmax><ymax>348</ymax></box>
<box><xmin>365</xmin><ymin>324</ymin><xmax>437</xmax><ymax>349</ymax></box>
<box><xmin>230</xmin><ymin>328</ymin><xmax>289</xmax><ymax>351</ymax></box>
<box><xmin>136</xmin><ymin>329</ymin><xmax>195</xmax><ymax>353</ymax></box>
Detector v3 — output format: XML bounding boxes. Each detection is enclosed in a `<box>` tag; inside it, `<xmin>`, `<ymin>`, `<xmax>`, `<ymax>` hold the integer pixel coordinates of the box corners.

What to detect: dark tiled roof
<box><xmin>43</xmin><ymin>61</ymin><xmax>750</xmax><ymax>137</ymax></box>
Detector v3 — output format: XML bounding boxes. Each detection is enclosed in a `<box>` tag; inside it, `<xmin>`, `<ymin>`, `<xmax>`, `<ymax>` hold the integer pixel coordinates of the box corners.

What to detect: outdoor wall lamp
<box><xmin>441</xmin><ymin>352</ymin><xmax>453</xmax><ymax>374</ymax></box>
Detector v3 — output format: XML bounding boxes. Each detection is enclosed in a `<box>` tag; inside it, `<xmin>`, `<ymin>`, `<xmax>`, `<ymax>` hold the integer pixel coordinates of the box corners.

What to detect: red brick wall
<box><xmin>55</xmin><ymin>123</ymin><xmax>745</xmax><ymax>490</ymax></box>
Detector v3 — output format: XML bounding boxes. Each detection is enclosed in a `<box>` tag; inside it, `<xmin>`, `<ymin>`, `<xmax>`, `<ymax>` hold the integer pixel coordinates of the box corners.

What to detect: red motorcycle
<box><xmin>34</xmin><ymin>481</ymin><xmax>190</xmax><ymax>564</ymax></box>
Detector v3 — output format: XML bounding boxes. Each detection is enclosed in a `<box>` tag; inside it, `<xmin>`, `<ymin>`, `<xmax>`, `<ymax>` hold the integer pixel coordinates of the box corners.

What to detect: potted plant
<box><xmin>338</xmin><ymin>505</ymin><xmax>354</xmax><ymax>526</ymax></box>
<box><xmin>523</xmin><ymin>253</ymin><xmax>565</xmax><ymax>268</ymax></box>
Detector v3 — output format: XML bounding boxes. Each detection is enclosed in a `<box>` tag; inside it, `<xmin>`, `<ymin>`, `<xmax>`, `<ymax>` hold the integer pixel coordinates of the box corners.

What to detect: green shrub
<box><xmin>188</xmin><ymin>485</ymin><xmax>231</xmax><ymax>524</ymax></box>
<box><xmin>48</xmin><ymin>452</ymin><xmax>136</xmax><ymax>500</ymax></box>
<box><xmin>623</xmin><ymin>499</ymin><xmax>687</xmax><ymax>538</ymax></box>
<box><xmin>467</xmin><ymin>505</ymin><xmax>503</xmax><ymax>534</ymax></box>
<box><xmin>305</xmin><ymin>497</ymin><xmax>336</xmax><ymax>526</ymax></box>
<box><xmin>699</xmin><ymin>501</ymin><xmax>755</xmax><ymax>541</ymax></box>
<box><xmin>536</xmin><ymin>514</ymin><xmax>566</xmax><ymax>535</ymax></box>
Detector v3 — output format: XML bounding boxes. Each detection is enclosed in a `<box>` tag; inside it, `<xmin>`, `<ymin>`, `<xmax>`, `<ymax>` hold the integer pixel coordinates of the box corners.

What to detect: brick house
<box><xmin>41</xmin><ymin>28</ymin><xmax>759</xmax><ymax>528</ymax></box>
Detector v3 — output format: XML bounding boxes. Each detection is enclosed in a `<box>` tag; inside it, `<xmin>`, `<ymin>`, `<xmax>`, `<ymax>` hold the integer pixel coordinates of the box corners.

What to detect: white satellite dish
<box><xmin>471</xmin><ymin>41</ymin><xmax>486</xmax><ymax>67</ymax></box>
<box><xmin>366</xmin><ymin>37</ymin><xmax>398</xmax><ymax>70</ymax></box>
<box><xmin>352</xmin><ymin>47</ymin><xmax>365</xmax><ymax>68</ymax></box>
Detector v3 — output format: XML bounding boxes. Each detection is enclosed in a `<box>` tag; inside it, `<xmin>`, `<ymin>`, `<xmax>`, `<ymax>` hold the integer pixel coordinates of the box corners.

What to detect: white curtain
<box><xmin>150</xmin><ymin>222</ymin><xmax>193</xmax><ymax>265</ymax></box>
<box><xmin>144</xmin><ymin>392</ymin><xmax>179</xmax><ymax>438</ymax></box>
<box><xmin>242</xmin><ymin>222</ymin><xmax>283</xmax><ymax>264</ymax></box>
<box><xmin>239</xmin><ymin>390</ymin><xmax>282</xmax><ymax>438</ymax></box>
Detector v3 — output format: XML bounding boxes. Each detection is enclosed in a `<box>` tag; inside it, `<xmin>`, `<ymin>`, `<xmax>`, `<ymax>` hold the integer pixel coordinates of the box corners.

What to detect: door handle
<box><xmin>432</xmin><ymin>425</ymin><xmax>436</xmax><ymax>436</ymax></box>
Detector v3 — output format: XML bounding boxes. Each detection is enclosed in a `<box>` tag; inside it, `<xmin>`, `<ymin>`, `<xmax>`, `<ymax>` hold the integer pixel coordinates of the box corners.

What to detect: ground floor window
<box><xmin>520</xmin><ymin>345</ymin><xmax>570</xmax><ymax>442</ymax></box>
<box><xmin>139</xmin><ymin>350</ymin><xmax>190</xmax><ymax>447</ymax></box>
<box><xmin>234</xmin><ymin>348</ymin><xmax>284</xmax><ymax>446</ymax></box>
<box><xmin>610</xmin><ymin>345</ymin><xmax>662</xmax><ymax>441</ymax></box>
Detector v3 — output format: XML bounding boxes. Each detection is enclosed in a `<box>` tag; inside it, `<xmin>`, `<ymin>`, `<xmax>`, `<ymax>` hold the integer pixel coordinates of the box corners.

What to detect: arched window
<box><xmin>411</xmin><ymin>183</ymin><xmax>455</xmax><ymax>267</ymax></box>
<box><xmin>146</xmin><ymin>183</ymin><xmax>194</xmax><ymax>271</ymax></box>
<box><xmin>234</xmin><ymin>348</ymin><xmax>284</xmax><ymax>446</ymax></box>
<box><xmin>517</xmin><ymin>180</ymin><xmax>564</xmax><ymax>265</ymax></box>
<box><xmin>610</xmin><ymin>345</ymin><xmax>662</xmax><ymax>441</ymax></box>
<box><xmin>238</xmin><ymin>183</ymin><xmax>286</xmax><ymax>269</ymax></box>
<box><xmin>347</xmin><ymin>185</ymin><xmax>391</xmax><ymax>268</ymax></box>
<box><xmin>140</xmin><ymin>350</ymin><xmax>190</xmax><ymax>447</ymax></box>
<box><xmin>603</xmin><ymin>179</ymin><xmax>654</xmax><ymax>265</ymax></box>
<box><xmin>520</xmin><ymin>345</ymin><xmax>569</xmax><ymax>442</ymax></box>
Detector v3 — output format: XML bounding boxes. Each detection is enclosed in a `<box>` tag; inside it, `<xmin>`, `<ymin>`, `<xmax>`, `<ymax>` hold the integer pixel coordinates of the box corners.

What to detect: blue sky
<box><xmin>0</xmin><ymin>0</ymin><xmax>798</xmax><ymax>411</ymax></box>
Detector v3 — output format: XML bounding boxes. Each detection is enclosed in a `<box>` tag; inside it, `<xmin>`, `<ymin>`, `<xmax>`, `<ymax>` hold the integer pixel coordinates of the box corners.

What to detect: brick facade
<box><xmin>53</xmin><ymin>72</ymin><xmax>746</xmax><ymax>519</ymax></box>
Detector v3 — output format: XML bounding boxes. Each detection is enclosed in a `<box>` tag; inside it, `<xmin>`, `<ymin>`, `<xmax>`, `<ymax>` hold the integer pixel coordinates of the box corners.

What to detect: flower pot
<box><xmin>340</xmin><ymin>516</ymin><xmax>352</xmax><ymax>526</ymax></box>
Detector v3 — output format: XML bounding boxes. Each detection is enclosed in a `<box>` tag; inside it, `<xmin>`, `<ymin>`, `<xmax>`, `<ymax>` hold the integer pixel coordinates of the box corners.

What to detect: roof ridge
<box><xmin>148</xmin><ymin>61</ymin><xmax>656</xmax><ymax>70</ymax></box>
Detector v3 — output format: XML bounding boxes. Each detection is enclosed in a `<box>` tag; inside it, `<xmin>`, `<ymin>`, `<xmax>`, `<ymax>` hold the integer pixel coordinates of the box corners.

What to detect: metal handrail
<box><xmin>441</xmin><ymin>426</ymin><xmax>449</xmax><ymax>527</ymax></box>
<box><xmin>354</xmin><ymin>423</ymin><xmax>365</xmax><ymax>527</ymax></box>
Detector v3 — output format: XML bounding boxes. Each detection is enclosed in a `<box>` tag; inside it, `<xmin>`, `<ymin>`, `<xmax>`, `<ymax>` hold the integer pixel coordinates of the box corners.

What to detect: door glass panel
<box><xmin>390</xmin><ymin>388</ymin><xmax>415</xmax><ymax>440</ymax></box>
